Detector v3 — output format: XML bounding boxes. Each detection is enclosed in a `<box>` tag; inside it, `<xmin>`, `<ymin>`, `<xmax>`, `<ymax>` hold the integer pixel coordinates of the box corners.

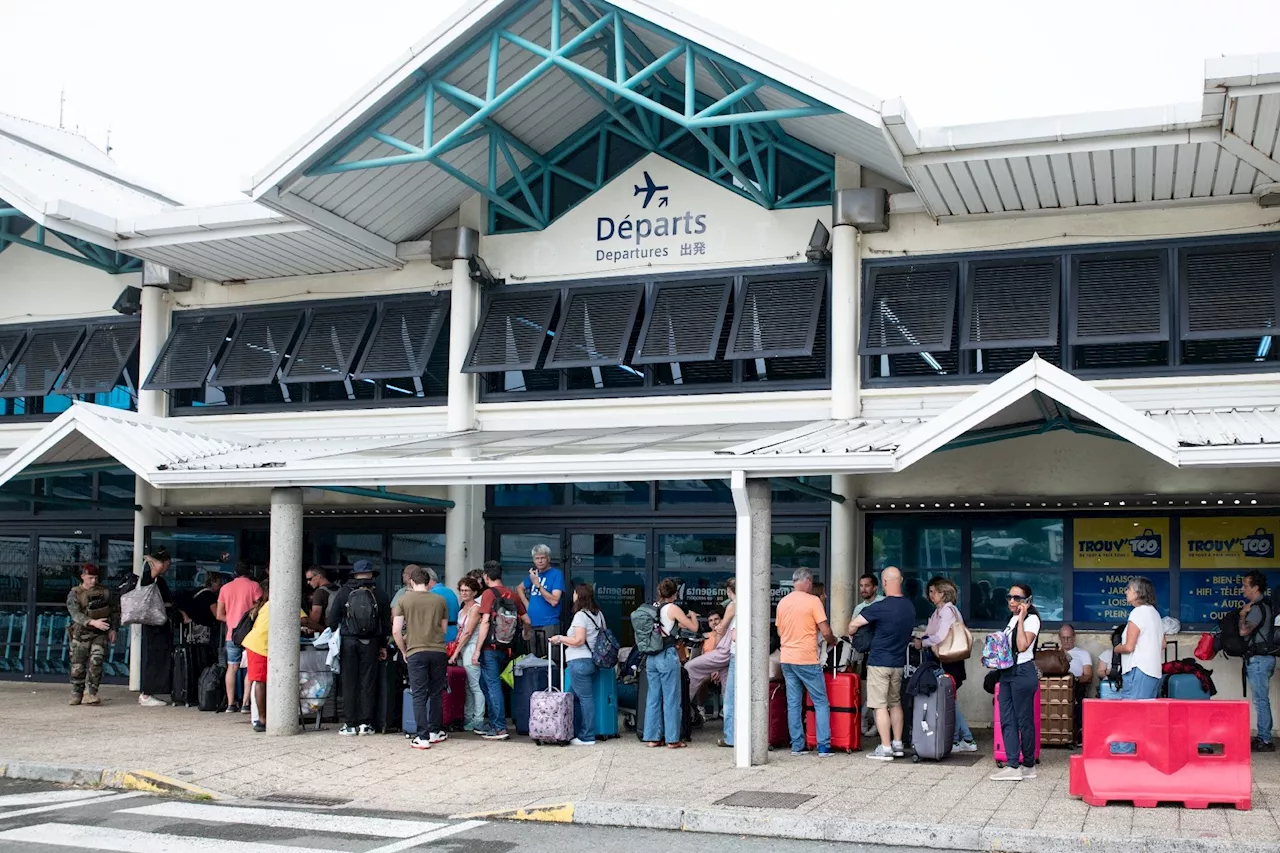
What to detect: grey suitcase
<box><xmin>911</xmin><ymin>666</ymin><xmax>956</xmax><ymax>762</ymax></box>
<box><xmin>529</xmin><ymin>651</ymin><xmax>574</xmax><ymax>745</ymax></box>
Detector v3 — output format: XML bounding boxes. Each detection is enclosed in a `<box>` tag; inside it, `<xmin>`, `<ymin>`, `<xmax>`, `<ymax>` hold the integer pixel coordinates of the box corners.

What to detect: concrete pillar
<box><xmin>266</xmin><ymin>488</ymin><xmax>303</xmax><ymax>736</ymax></box>
<box><xmin>447</xmin><ymin>256</ymin><xmax>477</xmax><ymax>432</ymax></box>
<box><xmin>130</xmin><ymin>283</ymin><xmax>170</xmax><ymax>689</ymax></box>
<box><xmin>732</xmin><ymin>472</ymin><xmax>771</xmax><ymax>767</ymax></box>
<box><xmin>444</xmin><ymin>483</ymin><xmax>473</xmax><ymax>587</ymax></box>
<box><xmin>829</xmin><ymin>477</ymin><xmax>862</xmax><ymax>633</ymax></box>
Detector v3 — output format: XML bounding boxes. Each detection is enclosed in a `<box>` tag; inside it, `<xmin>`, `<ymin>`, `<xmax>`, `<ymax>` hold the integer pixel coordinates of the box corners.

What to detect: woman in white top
<box><xmin>990</xmin><ymin>583</ymin><xmax>1042</xmax><ymax>782</ymax></box>
<box><xmin>916</xmin><ymin>577</ymin><xmax>976</xmax><ymax>752</ymax></box>
<box><xmin>643</xmin><ymin>578</ymin><xmax>700</xmax><ymax>748</ymax></box>
<box><xmin>550</xmin><ymin>583</ymin><xmax>606</xmax><ymax>746</ymax></box>
<box><xmin>1106</xmin><ymin>576</ymin><xmax>1164</xmax><ymax>700</ymax></box>
<box><xmin>448</xmin><ymin>577</ymin><xmax>486</xmax><ymax>733</ymax></box>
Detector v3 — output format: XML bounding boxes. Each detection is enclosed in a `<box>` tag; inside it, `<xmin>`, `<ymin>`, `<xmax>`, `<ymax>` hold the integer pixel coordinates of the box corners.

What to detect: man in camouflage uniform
<box><xmin>66</xmin><ymin>564</ymin><xmax>119</xmax><ymax>706</ymax></box>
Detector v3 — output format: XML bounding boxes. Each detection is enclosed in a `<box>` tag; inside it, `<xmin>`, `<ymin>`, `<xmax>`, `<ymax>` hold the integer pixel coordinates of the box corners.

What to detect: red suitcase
<box><xmin>993</xmin><ymin>681</ymin><xmax>1041</xmax><ymax>766</ymax></box>
<box><xmin>768</xmin><ymin>681</ymin><xmax>790</xmax><ymax>748</ymax></box>
<box><xmin>444</xmin><ymin>665</ymin><xmax>467</xmax><ymax>731</ymax></box>
<box><xmin>805</xmin><ymin>671</ymin><xmax>861</xmax><ymax>752</ymax></box>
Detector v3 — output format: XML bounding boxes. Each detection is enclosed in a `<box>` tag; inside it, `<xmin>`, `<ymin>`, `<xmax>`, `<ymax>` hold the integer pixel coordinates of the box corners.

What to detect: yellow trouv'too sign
<box><xmin>1073</xmin><ymin>517</ymin><xmax>1170</xmax><ymax>569</ymax></box>
<box><xmin>1181</xmin><ymin>517</ymin><xmax>1280</xmax><ymax>569</ymax></box>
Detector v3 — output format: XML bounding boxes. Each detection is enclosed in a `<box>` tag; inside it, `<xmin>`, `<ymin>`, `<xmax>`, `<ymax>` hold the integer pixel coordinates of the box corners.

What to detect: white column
<box><xmin>829</xmin><ymin>478</ymin><xmax>861</xmax><ymax>634</ymax></box>
<box><xmin>266</xmin><ymin>488</ymin><xmax>303</xmax><ymax>736</ymax></box>
<box><xmin>731</xmin><ymin>472</ymin><xmax>772</xmax><ymax>767</ymax></box>
<box><xmin>130</xmin><ymin>284</ymin><xmax>170</xmax><ymax>689</ymax></box>
<box><xmin>447</xmin><ymin>257</ymin><xmax>477</xmax><ymax>433</ymax></box>
<box><xmin>444</xmin><ymin>483</ymin><xmax>473</xmax><ymax>587</ymax></box>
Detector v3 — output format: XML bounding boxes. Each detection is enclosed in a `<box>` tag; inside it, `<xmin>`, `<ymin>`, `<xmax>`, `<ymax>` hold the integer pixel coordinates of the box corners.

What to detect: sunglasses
<box><xmin>1006</xmin><ymin>594</ymin><xmax>1028</xmax><ymax>602</ymax></box>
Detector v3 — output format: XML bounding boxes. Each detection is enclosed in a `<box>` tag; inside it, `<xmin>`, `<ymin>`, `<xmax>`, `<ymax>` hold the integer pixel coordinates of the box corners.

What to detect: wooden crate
<box><xmin>1040</xmin><ymin>674</ymin><xmax>1075</xmax><ymax>746</ymax></box>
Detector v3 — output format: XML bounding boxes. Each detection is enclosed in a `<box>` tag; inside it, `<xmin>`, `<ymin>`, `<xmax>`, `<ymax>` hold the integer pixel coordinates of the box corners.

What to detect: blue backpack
<box><xmin>586</xmin><ymin>613</ymin><xmax>620</xmax><ymax>669</ymax></box>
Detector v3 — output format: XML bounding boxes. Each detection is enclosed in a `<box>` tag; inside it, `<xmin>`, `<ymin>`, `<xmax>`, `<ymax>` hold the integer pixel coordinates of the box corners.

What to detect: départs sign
<box><xmin>594</xmin><ymin>169</ymin><xmax>711</xmax><ymax>264</ymax></box>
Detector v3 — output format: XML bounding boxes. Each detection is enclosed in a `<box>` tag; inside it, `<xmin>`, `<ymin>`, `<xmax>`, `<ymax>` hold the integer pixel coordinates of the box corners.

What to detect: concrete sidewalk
<box><xmin>5</xmin><ymin>683</ymin><xmax>1280</xmax><ymax>852</ymax></box>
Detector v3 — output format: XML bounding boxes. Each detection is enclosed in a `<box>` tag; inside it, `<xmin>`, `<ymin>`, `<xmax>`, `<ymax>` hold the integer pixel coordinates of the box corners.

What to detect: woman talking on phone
<box><xmin>990</xmin><ymin>583</ymin><xmax>1041</xmax><ymax>782</ymax></box>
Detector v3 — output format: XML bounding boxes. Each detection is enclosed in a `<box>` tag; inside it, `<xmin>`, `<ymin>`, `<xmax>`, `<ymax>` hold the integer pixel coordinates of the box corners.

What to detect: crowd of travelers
<box><xmin>67</xmin><ymin>547</ymin><xmax>1279</xmax><ymax>769</ymax></box>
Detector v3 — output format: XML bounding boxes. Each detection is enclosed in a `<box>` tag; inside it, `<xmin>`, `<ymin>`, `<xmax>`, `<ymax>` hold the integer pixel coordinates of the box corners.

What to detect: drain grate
<box><xmin>259</xmin><ymin>793</ymin><xmax>352</xmax><ymax>807</ymax></box>
<box><xmin>715</xmin><ymin>790</ymin><xmax>815</xmax><ymax>809</ymax></box>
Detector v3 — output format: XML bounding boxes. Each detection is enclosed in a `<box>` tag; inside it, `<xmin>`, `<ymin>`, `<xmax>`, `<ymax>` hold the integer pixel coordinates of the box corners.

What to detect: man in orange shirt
<box><xmin>775</xmin><ymin>568</ymin><xmax>838</xmax><ymax>756</ymax></box>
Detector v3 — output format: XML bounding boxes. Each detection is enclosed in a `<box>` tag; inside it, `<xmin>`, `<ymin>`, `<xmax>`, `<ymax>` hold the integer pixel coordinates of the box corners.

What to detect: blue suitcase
<box><xmin>1162</xmin><ymin>673</ymin><xmax>1210</xmax><ymax>700</ymax></box>
<box><xmin>565</xmin><ymin>664</ymin><xmax>619</xmax><ymax>740</ymax></box>
<box><xmin>513</xmin><ymin>665</ymin><xmax>548</xmax><ymax>735</ymax></box>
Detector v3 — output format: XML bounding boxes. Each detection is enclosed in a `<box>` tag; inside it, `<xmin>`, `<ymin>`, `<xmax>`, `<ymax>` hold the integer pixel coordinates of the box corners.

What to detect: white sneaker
<box><xmin>953</xmin><ymin>740</ymin><xmax>978</xmax><ymax>753</ymax></box>
<box><xmin>891</xmin><ymin>740</ymin><xmax>905</xmax><ymax>758</ymax></box>
<box><xmin>357</xmin><ymin>724</ymin><xmax>375</xmax><ymax>736</ymax></box>
<box><xmin>1021</xmin><ymin>766</ymin><xmax>1037</xmax><ymax>780</ymax></box>
<box><xmin>570</xmin><ymin>738</ymin><xmax>597</xmax><ymax>746</ymax></box>
<box><xmin>428</xmin><ymin>731</ymin><xmax>448</xmax><ymax>744</ymax></box>
<box><xmin>138</xmin><ymin>695</ymin><xmax>166</xmax><ymax>707</ymax></box>
<box><xmin>866</xmin><ymin>745</ymin><xmax>894</xmax><ymax>761</ymax></box>
<box><xmin>338</xmin><ymin>725</ymin><xmax>359</xmax><ymax>736</ymax></box>
<box><xmin>410</xmin><ymin>736</ymin><xmax>431</xmax><ymax>750</ymax></box>
<box><xmin>989</xmin><ymin>766</ymin><xmax>1023</xmax><ymax>782</ymax></box>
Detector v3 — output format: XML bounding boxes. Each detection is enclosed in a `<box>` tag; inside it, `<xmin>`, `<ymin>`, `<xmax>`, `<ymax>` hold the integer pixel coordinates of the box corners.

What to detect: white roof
<box><xmin>883</xmin><ymin>53</ymin><xmax>1280</xmax><ymax>220</ymax></box>
<box><xmin>246</xmin><ymin>0</ymin><xmax>900</xmax><ymax>244</ymax></box>
<box><xmin>7</xmin><ymin>359</ymin><xmax>1280</xmax><ymax>496</ymax></box>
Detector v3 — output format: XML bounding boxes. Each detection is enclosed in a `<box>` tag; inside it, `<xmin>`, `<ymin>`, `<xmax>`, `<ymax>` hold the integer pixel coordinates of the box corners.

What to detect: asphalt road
<box><xmin>0</xmin><ymin>779</ymin><xmax>923</xmax><ymax>853</ymax></box>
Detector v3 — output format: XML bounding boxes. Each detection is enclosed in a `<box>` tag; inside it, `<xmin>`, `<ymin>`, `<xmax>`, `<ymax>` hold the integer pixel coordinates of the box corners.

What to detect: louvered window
<box><xmin>545</xmin><ymin>284</ymin><xmax>644</xmax><ymax>369</ymax></box>
<box><xmin>962</xmin><ymin>261</ymin><xmax>1059</xmax><ymax>350</ymax></box>
<box><xmin>463</xmin><ymin>289</ymin><xmax>559</xmax><ymax>373</ymax></box>
<box><xmin>0</xmin><ymin>327</ymin><xmax>85</xmax><ymax>398</ymax></box>
<box><xmin>57</xmin><ymin>322</ymin><xmax>140</xmax><ymax>394</ymax></box>
<box><xmin>633</xmin><ymin>279</ymin><xmax>732</xmax><ymax>364</ymax></box>
<box><xmin>144</xmin><ymin>314</ymin><xmax>235</xmax><ymax>390</ymax></box>
<box><xmin>1071</xmin><ymin>253</ymin><xmax>1168</xmax><ymax>344</ymax></box>
<box><xmin>282</xmin><ymin>305</ymin><xmax>375</xmax><ymax>382</ymax></box>
<box><xmin>861</xmin><ymin>265</ymin><xmax>958</xmax><ymax>355</ymax></box>
<box><xmin>0</xmin><ymin>329</ymin><xmax>26</xmax><ymax>377</ymax></box>
<box><xmin>727</xmin><ymin>277</ymin><xmax>824</xmax><ymax>359</ymax></box>
<box><xmin>352</xmin><ymin>295</ymin><xmax>450</xmax><ymax>380</ymax></box>
<box><xmin>211</xmin><ymin>311</ymin><xmax>304</xmax><ymax>387</ymax></box>
<box><xmin>1180</xmin><ymin>245</ymin><xmax>1279</xmax><ymax>340</ymax></box>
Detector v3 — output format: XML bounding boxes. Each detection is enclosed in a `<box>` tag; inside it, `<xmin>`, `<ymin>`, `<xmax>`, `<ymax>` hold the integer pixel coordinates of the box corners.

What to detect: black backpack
<box><xmin>1107</xmin><ymin>624</ymin><xmax>1125</xmax><ymax>689</ymax></box>
<box><xmin>342</xmin><ymin>587</ymin><xmax>380</xmax><ymax>638</ymax></box>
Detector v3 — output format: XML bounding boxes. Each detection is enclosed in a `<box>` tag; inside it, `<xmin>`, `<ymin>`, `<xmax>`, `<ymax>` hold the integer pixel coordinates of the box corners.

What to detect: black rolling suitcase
<box><xmin>373</xmin><ymin>650</ymin><xmax>405</xmax><ymax>734</ymax></box>
<box><xmin>170</xmin><ymin>626</ymin><xmax>212</xmax><ymax>707</ymax></box>
<box><xmin>635</xmin><ymin>663</ymin><xmax>692</xmax><ymax>742</ymax></box>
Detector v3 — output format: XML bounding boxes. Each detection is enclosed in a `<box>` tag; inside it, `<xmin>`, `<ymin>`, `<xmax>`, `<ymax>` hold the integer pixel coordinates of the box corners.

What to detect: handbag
<box><xmin>1033</xmin><ymin>642</ymin><xmax>1071</xmax><ymax>676</ymax></box>
<box><xmin>934</xmin><ymin>604</ymin><xmax>973</xmax><ymax>662</ymax></box>
<box><xmin>1194</xmin><ymin>631</ymin><xmax>1217</xmax><ymax>661</ymax></box>
<box><xmin>120</xmin><ymin>580</ymin><xmax>167</xmax><ymax>626</ymax></box>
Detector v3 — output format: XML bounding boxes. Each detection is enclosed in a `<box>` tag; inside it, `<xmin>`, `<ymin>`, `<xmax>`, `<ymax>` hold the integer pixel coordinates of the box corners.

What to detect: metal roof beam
<box><xmin>1219</xmin><ymin>130</ymin><xmax>1280</xmax><ymax>183</ymax></box>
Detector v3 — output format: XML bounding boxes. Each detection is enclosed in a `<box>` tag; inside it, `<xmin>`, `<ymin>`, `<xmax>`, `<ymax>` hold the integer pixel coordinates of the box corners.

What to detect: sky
<box><xmin>4</xmin><ymin>0</ymin><xmax>1280</xmax><ymax>205</ymax></box>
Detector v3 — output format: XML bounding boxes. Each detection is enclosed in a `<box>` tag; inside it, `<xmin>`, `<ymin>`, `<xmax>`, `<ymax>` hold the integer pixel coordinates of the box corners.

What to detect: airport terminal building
<box><xmin>2</xmin><ymin>0</ymin><xmax>1280</xmax><ymax>761</ymax></box>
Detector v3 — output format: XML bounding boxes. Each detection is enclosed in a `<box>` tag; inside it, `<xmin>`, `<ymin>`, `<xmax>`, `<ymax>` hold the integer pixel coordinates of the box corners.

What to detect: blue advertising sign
<box><xmin>1073</xmin><ymin>571</ymin><xmax>1171</xmax><ymax>624</ymax></box>
<box><xmin>1179</xmin><ymin>570</ymin><xmax>1280</xmax><ymax>625</ymax></box>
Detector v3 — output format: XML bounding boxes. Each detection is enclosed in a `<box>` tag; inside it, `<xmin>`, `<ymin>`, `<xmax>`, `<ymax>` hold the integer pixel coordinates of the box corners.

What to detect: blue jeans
<box><xmin>480</xmin><ymin>650</ymin><xmax>507</xmax><ymax>733</ymax></box>
<box><xmin>568</xmin><ymin>658</ymin><xmax>597</xmax><ymax>742</ymax></box>
<box><xmin>1247</xmin><ymin>655</ymin><xmax>1277</xmax><ymax>744</ymax></box>
<box><xmin>722</xmin><ymin>653</ymin><xmax>735</xmax><ymax>746</ymax></box>
<box><xmin>954</xmin><ymin>703</ymin><xmax>974</xmax><ymax>744</ymax></box>
<box><xmin>643</xmin><ymin>648</ymin><xmax>683</xmax><ymax>743</ymax></box>
<box><xmin>782</xmin><ymin>663</ymin><xmax>829</xmax><ymax>752</ymax></box>
<box><xmin>997</xmin><ymin>661</ymin><xmax>1038</xmax><ymax>769</ymax></box>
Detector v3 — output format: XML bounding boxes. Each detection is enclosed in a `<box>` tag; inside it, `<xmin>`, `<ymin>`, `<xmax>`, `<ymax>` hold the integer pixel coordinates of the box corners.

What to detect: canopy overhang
<box><xmin>6</xmin><ymin>359</ymin><xmax>1280</xmax><ymax>497</ymax></box>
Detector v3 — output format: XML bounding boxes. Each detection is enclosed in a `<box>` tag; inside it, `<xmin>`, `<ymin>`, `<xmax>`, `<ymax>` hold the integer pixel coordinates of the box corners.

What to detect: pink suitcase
<box><xmin>993</xmin><ymin>682</ymin><xmax>1041</xmax><ymax>766</ymax></box>
<box><xmin>529</xmin><ymin>654</ymin><xmax>574</xmax><ymax>745</ymax></box>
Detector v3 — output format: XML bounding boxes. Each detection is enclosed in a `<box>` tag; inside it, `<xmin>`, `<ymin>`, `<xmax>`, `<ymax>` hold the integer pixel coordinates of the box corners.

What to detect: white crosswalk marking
<box><xmin>120</xmin><ymin>802</ymin><xmax>446</xmax><ymax>838</ymax></box>
<box><xmin>0</xmin><ymin>823</ymin><xmax>343</xmax><ymax>853</ymax></box>
<box><xmin>0</xmin><ymin>789</ymin><xmax>113</xmax><ymax>808</ymax></box>
<box><xmin>365</xmin><ymin>821</ymin><xmax>489</xmax><ymax>853</ymax></box>
<box><xmin>0</xmin><ymin>793</ymin><xmax>144</xmax><ymax>821</ymax></box>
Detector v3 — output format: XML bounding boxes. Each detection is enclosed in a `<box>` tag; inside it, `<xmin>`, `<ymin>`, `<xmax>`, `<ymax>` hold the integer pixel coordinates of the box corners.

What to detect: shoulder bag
<box><xmin>934</xmin><ymin>604</ymin><xmax>973</xmax><ymax>662</ymax></box>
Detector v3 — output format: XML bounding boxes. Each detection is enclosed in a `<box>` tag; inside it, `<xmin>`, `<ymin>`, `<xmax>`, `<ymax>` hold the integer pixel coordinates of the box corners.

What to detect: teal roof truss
<box><xmin>306</xmin><ymin>0</ymin><xmax>837</xmax><ymax>232</ymax></box>
<box><xmin>0</xmin><ymin>202</ymin><xmax>140</xmax><ymax>275</ymax></box>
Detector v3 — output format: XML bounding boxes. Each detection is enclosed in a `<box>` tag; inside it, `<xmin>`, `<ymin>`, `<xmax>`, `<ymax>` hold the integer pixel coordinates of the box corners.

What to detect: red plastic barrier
<box><xmin>1069</xmin><ymin>699</ymin><xmax>1251</xmax><ymax>809</ymax></box>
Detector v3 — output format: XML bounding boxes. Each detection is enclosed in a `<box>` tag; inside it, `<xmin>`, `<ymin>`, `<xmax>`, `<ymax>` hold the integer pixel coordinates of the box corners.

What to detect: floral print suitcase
<box><xmin>529</xmin><ymin>654</ymin><xmax>574</xmax><ymax>745</ymax></box>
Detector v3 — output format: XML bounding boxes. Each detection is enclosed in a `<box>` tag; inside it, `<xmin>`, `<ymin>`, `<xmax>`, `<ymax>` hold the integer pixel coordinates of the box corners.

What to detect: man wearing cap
<box><xmin>66</xmin><ymin>564</ymin><xmax>119</xmax><ymax>706</ymax></box>
<box><xmin>328</xmin><ymin>560</ymin><xmax>392</xmax><ymax>736</ymax></box>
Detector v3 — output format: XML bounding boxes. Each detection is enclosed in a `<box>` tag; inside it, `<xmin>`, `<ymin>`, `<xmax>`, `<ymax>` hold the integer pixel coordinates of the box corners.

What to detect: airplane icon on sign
<box><xmin>634</xmin><ymin>171</ymin><xmax>669</xmax><ymax>208</ymax></box>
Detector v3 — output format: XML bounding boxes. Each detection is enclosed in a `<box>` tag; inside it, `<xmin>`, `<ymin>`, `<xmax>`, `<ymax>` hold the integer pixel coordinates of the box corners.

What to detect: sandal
<box><xmin>644</xmin><ymin>741</ymin><xmax>665</xmax><ymax>748</ymax></box>
<box><xmin>667</xmin><ymin>742</ymin><xmax>688</xmax><ymax>749</ymax></box>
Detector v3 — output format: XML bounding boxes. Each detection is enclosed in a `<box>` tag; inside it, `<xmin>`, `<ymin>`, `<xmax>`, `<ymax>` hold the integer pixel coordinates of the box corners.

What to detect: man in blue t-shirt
<box><xmin>848</xmin><ymin>566</ymin><xmax>916</xmax><ymax>761</ymax></box>
<box><xmin>426</xmin><ymin>566</ymin><xmax>459</xmax><ymax>644</ymax></box>
<box><xmin>517</xmin><ymin>544</ymin><xmax>565</xmax><ymax>661</ymax></box>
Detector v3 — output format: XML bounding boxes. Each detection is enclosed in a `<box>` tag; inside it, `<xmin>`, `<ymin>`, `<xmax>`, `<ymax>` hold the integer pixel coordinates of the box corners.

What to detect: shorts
<box><xmin>866</xmin><ymin>665</ymin><xmax>903</xmax><ymax>709</ymax></box>
<box><xmin>225</xmin><ymin>642</ymin><xmax>244</xmax><ymax>665</ymax></box>
<box><xmin>245</xmin><ymin>649</ymin><xmax>267</xmax><ymax>683</ymax></box>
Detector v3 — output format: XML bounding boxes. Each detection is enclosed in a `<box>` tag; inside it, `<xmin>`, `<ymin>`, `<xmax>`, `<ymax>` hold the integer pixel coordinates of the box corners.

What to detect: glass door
<box><xmin>34</xmin><ymin>536</ymin><xmax>95</xmax><ymax>678</ymax></box>
<box><xmin>567</xmin><ymin>530</ymin><xmax>647</xmax><ymax>647</ymax></box>
<box><xmin>101</xmin><ymin>535</ymin><xmax>134</xmax><ymax>680</ymax></box>
<box><xmin>0</xmin><ymin>536</ymin><xmax>31</xmax><ymax>675</ymax></box>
